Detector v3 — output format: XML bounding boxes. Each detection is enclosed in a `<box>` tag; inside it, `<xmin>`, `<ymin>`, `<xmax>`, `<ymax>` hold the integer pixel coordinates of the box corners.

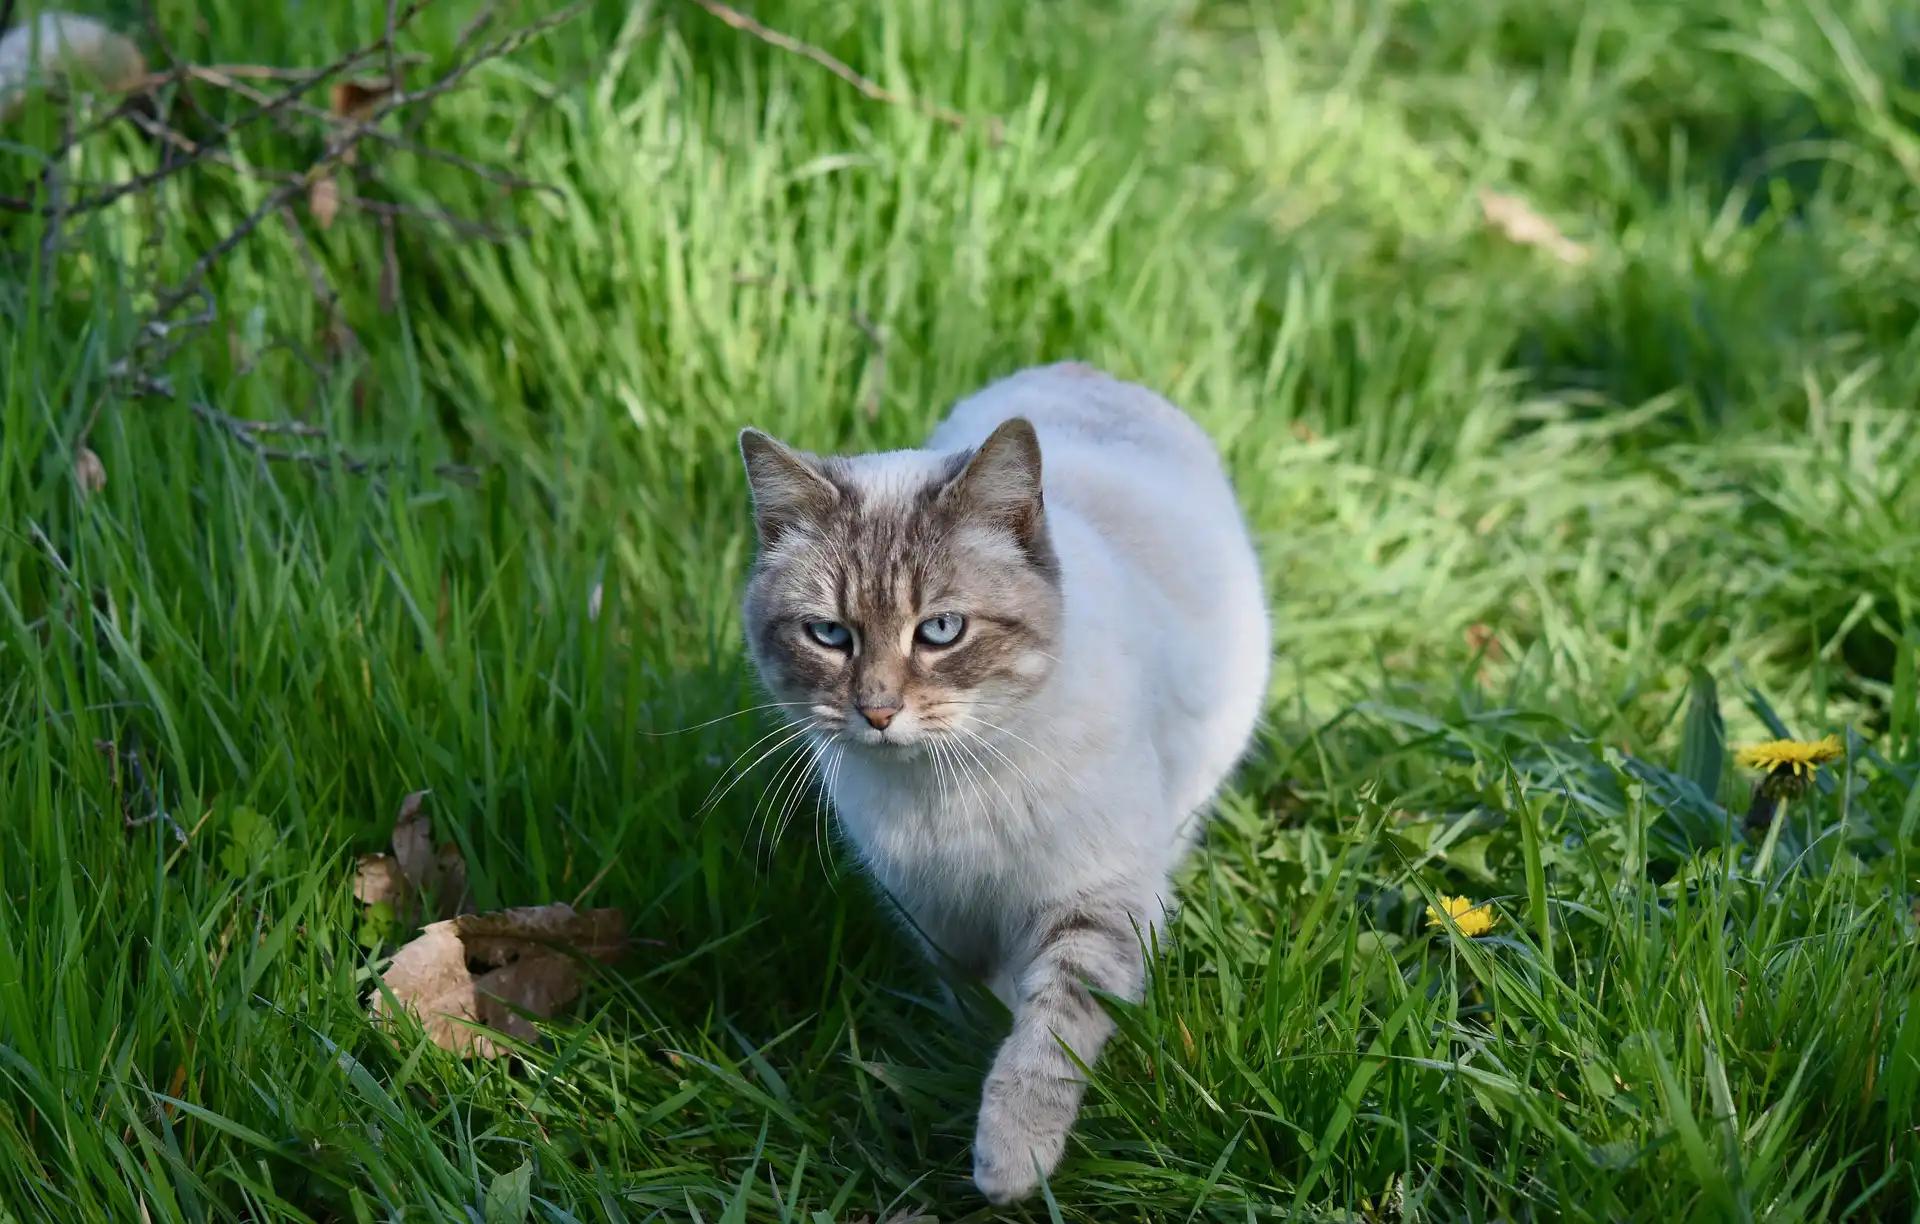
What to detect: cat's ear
<box><xmin>740</xmin><ymin>428</ymin><xmax>839</xmax><ymax>547</ymax></box>
<box><xmin>947</xmin><ymin>417</ymin><xmax>1047</xmax><ymax>552</ymax></box>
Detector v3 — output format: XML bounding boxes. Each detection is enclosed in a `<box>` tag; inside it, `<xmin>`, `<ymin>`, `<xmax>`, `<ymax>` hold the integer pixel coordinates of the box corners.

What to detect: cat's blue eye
<box><xmin>915</xmin><ymin>613</ymin><xmax>966</xmax><ymax>647</ymax></box>
<box><xmin>806</xmin><ymin>620</ymin><xmax>853</xmax><ymax>649</ymax></box>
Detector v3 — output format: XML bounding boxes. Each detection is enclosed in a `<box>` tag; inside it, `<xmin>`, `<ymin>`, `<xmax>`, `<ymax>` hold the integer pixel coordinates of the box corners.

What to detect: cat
<box><xmin>736</xmin><ymin>362</ymin><xmax>1270</xmax><ymax>1204</ymax></box>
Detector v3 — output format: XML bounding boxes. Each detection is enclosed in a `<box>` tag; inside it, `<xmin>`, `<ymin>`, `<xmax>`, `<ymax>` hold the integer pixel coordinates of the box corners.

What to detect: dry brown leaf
<box><xmin>1</xmin><ymin>13</ymin><xmax>148</xmax><ymax>122</ymax></box>
<box><xmin>433</xmin><ymin>840</ymin><xmax>470</xmax><ymax>917</ymax></box>
<box><xmin>308</xmin><ymin>174</ymin><xmax>341</xmax><ymax>230</ymax></box>
<box><xmin>1478</xmin><ymin>189</ymin><xmax>1590</xmax><ymax>266</ymax></box>
<box><xmin>1465</xmin><ymin>622</ymin><xmax>1504</xmax><ymax>663</ymax></box>
<box><xmin>326</xmin><ymin>75</ymin><xmax>392</xmax><ymax>174</ymax></box>
<box><xmin>74</xmin><ymin>446</ymin><xmax>106</xmax><ymax>498</ymax></box>
<box><xmin>370</xmin><ymin>904</ymin><xmax>627</xmax><ymax>1058</ymax></box>
<box><xmin>329</xmin><ymin>75</ymin><xmax>394</xmax><ymax>123</ymax></box>
<box><xmin>391</xmin><ymin>789</ymin><xmax>435</xmax><ymax>890</ymax></box>
<box><xmin>353</xmin><ymin>790</ymin><xmax>470</xmax><ymax>928</ymax></box>
<box><xmin>304</xmin><ymin>75</ymin><xmax>391</xmax><ymax>228</ymax></box>
<box><xmin>353</xmin><ymin>853</ymin><xmax>409</xmax><ymax>908</ymax></box>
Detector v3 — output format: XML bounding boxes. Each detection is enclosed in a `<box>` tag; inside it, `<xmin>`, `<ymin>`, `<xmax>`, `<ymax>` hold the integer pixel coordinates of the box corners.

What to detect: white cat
<box><xmin>737</xmin><ymin>362</ymin><xmax>1270</xmax><ymax>1203</ymax></box>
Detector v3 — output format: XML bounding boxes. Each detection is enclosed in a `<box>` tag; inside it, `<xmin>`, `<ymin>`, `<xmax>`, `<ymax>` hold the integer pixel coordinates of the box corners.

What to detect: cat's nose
<box><xmin>858</xmin><ymin>703</ymin><xmax>901</xmax><ymax>730</ymax></box>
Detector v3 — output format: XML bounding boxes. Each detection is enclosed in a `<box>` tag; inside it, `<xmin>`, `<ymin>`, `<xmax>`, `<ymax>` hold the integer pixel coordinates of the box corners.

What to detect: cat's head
<box><xmin>737</xmin><ymin>419</ymin><xmax>1062</xmax><ymax>752</ymax></box>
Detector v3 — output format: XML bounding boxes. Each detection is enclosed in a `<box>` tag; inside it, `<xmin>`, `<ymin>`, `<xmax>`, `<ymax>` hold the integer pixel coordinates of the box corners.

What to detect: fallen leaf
<box><xmin>434</xmin><ymin>840</ymin><xmax>470</xmax><ymax>917</ymax></box>
<box><xmin>302</xmin><ymin>75</ymin><xmax>393</xmax><ymax>231</ymax></box>
<box><xmin>329</xmin><ymin>75</ymin><xmax>394</xmax><ymax>123</ymax></box>
<box><xmin>74</xmin><ymin>446</ymin><xmax>106</xmax><ymax>497</ymax></box>
<box><xmin>308</xmin><ymin>173</ymin><xmax>341</xmax><ymax>230</ymax></box>
<box><xmin>326</xmin><ymin>75</ymin><xmax>393</xmax><ymax>179</ymax></box>
<box><xmin>353</xmin><ymin>853</ymin><xmax>409</xmax><ymax>907</ymax></box>
<box><xmin>370</xmin><ymin>904</ymin><xmax>627</xmax><ymax>1058</ymax></box>
<box><xmin>0</xmin><ymin>13</ymin><xmax>148</xmax><ymax>122</ymax></box>
<box><xmin>391</xmin><ymin>789</ymin><xmax>435</xmax><ymax>891</ymax></box>
<box><xmin>1465</xmin><ymin>622</ymin><xmax>1504</xmax><ymax>663</ymax></box>
<box><xmin>1478</xmin><ymin>189</ymin><xmax>1590</xmax><ymax>265</ymax></box>
<box><xmin>353</xmin><ymin>790</ymin><xmax>470</xmax><ymax>931</ymax></box>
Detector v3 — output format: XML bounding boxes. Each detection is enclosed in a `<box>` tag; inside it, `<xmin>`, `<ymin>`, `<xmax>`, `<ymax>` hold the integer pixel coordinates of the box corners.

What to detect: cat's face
<box><xmin>738</xmin><ymin>419</ymin><xmax>1062</xmax><ymax>753</ymax></box>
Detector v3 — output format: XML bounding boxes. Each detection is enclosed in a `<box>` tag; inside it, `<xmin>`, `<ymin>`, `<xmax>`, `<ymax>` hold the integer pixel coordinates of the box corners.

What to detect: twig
<box><xmin>11</xmin><ymin>0</ymin><xmax>567</xmax><ymax>491</ymax></box>
<box><xmin>0</xmin><ymin>5</ymin><xmax>453</xmax><ymax>216</ymax></box>
<box><xmin>37</xmin><ymin>111</ymin><xmax>72</xmax><ymax>290</ymax></box>
<box><xmin>139</xmin><ymin>3</ymin><xmax>213</xmax><ymax>130</ymax></box>
<box><xmin>2</xmin><ymin>48</ymin><xmax>383</xmax><ymax>215</ymax></box>
<box><xmin>733</xmin><ymin>272</ymin><xmax>887</xmax><ymax>419</ymax></box>
<box><xmin>378</xmin><ymin>213</ymin><xmax>399</xmax><ymax>312</ymax></box>
<box><xmin>688</xmin><ymin>0</ymin><xmax>1000</xmax><ymax>144</ymax></box>
<box><xmin>385</xmin><ymin>0</ymin><xmax>403</xmax><ymax>105</ymax></box>
<box><xmin>276</xmin><ymin>202</ymin><xmax>342</xmax><ymax>315</ymax></box>
<box><xmin>149</xmin><ymin>182</ymin><xmax>304</xmax><ymax>319</ymax></box>
<box><xmin>95</xmin><ymin>737</ymin><xmax>186</xmax><ymax>843</ymax></box>
<box><xmin>354</xmin><ymin>195</ymin><xmax>521</xmax><ymax>241</ymax></box>
<box><xmin>190</xmin><ymin>401</ymin><xmax>479</xmax><ymax>483</ymax></box>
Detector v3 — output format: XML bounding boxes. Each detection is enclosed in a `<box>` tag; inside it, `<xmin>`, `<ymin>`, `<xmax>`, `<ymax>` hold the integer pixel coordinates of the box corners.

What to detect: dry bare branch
<box><xmin>688</xmin><ymin>0</ymin><xmax>1000</xmax><ymax>144</ymax></box>
<box><xmin>4</xmin><ymin>0</ymin><xmax>577</xmax><ymax>490</ymax></box>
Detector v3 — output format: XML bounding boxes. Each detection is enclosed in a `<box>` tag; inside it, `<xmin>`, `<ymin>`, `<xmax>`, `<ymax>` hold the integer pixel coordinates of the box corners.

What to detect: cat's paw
<box><xmin>971</xmin><ymin>1071</ymin><xmax>1070</xmax><ymax>1204</ymax></box>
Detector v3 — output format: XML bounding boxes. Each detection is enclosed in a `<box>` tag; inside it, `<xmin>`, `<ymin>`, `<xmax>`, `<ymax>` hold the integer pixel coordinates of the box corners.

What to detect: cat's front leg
<box><xmin>971</xmin><ymin>898</ymin><xmax>1147</xmax><ymax>1204</ymax></box>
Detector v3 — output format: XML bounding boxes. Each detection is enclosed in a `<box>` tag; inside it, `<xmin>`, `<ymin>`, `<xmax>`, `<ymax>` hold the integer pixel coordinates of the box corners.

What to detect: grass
<box><xmin>4</xmin><ymin>0</ymin><xmax>1920</xmax><ymax>1218</ymax></box>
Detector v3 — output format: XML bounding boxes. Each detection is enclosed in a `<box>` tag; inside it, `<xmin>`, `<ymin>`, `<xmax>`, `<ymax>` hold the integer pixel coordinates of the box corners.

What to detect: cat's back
<box><xmin>928</xmin><ymin>363</ymin><xmax>1222</xmax><ymax>487</ymax></box>
<box><xmin>929</xmin><ymin>361</ymin><xmax>1266</xmax><ymax>668</ymax></box>
<box><xmin>926</xmin><ymin>363</ymin><xmax>1255</xmax><ymax>583</ymax></box>
<box><xmin>930</xmin><ymin>362</ymin><xmax>1269</xmax><ymax>821</ymax></box>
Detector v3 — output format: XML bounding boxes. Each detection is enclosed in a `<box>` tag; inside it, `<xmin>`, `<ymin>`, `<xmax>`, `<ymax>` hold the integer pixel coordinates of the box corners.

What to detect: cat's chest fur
<box><xmin>823</xmin><ymin>714</ymin><xmax>1167</xmax><ymax>970</ymax></box>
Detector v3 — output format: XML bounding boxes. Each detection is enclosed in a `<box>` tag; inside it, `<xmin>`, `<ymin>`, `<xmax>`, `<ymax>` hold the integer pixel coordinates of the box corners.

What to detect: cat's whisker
<box><xmin>749</xmin><ymin>737</ymin><xmax>818</xmax><ymax>867</ymax></box>
<box><xmin>928</xmin><ymin>729</ymin><xmax>959</xmax><ymax>813</ymax></box>
<box><xmin>698</xmin><ymin>718</ymin><xmax>822</xmax><ymax>822</ymax></box>
<box><xmin>769</xmin><ymin>739</ymin><xmax>829</xmax><ymax>852</ymax></box>
<box><xmin>640</xmin><ymin>700</ymin><xmax>817</xmax><ymax>738</ymax></box>
<box><xmin>814</xmin><ymin>740</ymin><xmax>847</xmax><ymax>887</ymax></box>
<box><xmin>953</xmin><ymin>724</ymin><xmax>1045</xmax><ymax>798</ymax></box>
<box><xmin>953</xmin><ymin>714</ymin><xmax>1084</xmax><ymax>793</ymax></box>
<box><xmin>926</xmin><ymin>733</ymin><xmax>982</xmax><ymax>821</ymax></box>
<box><xmin>698</xmin><ymin>716</ymin><xmax>810</xmax><ymax>799</ymax></box>
<box><xmin>945</xmin><ymin>725</ymin><xmax>1024</xmax><ymax>830</ymax></box>
<box><xmin>952</xmin><ymin>724</ymin><xmax>1075</xmax><ymax>833</ymax></box>
<box><xmin>941</xmin><ymin>736</ymin><xmax>981</xmax><ymax>820</ymax></box>
<box><xmin>923</xmin><ymin>699</ymin><xmax>1083</xmax><ymax>795</ymax></box>
<box><xmin>924</xmin><ymin>699</ymin><xmax>1073</xmax><ymax>767</ymax></box>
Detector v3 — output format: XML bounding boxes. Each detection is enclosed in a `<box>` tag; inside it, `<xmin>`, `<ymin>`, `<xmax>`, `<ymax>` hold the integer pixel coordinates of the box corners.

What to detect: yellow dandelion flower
<box><xmin>1734</xmin><ymin>735</ymin><xmax>1842</xmax><ymax>778</ymax></box>
<box><xmin>1425</xmin><ymin>894</ymin><xmax>1497</xmax><ymax>938</ymax></box>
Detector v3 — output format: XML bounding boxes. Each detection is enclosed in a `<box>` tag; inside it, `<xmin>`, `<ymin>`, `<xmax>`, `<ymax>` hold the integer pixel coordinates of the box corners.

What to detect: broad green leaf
<box><xmin>1679</xmin><ymin>667</ymin><xmax>1725</xmax><ymax>805</ymax></box>
<box><xmin>484</xmin><ymin>1159</ymin><xmax>533</xmax><ymax>1224</ymax></box>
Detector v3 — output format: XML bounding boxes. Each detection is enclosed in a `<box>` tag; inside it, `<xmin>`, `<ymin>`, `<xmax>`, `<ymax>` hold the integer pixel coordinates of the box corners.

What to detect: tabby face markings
<box><xmin>740</xmin><ymin>421</ymin><xmax>1060</xmax><ymax>750</ymax></box>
